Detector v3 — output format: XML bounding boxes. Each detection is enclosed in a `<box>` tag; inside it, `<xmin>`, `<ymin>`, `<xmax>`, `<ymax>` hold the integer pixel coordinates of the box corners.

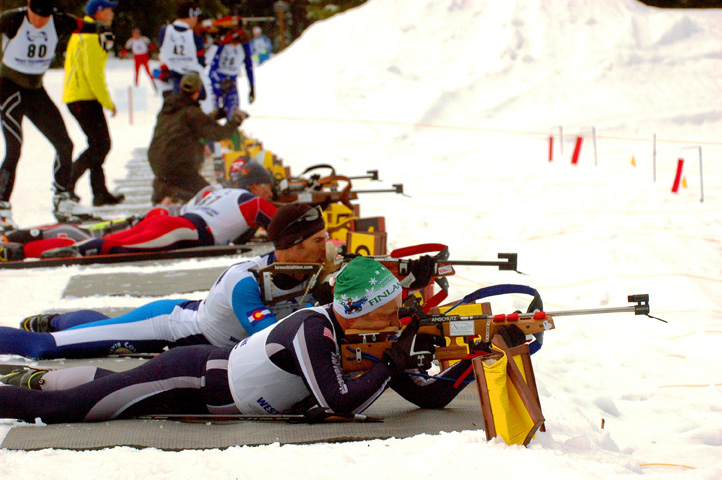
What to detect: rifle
<box><xmin>255</xmin><ymin>262</ymin><xmax>324</xmax><ymax>306</ymax></box>
<box><xmin>276</xmin><ymin>174</ymin><xmax>404</xmax><ymax>209</ymax></box>
<box><xmin>299</xmin><ymin>164</ymin><xmax>380</xmax><ymax>181</ymax></box>
<box><xmin>343</xmin><ymin>243</ymin><xmax>520</xmax><ymax>310</ymax></box>
<box><xmin>342</xmin><ymin>290</ymin><xmax>656</xmax><ymax>373</ymax></box>
<box><xmin>140</xmin><ymin>410</ymin><xmax>382</xmax><ymax>424</ymax></box>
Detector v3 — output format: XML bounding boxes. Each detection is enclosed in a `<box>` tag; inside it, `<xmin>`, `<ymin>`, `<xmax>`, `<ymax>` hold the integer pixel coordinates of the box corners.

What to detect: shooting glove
<box><xmin>498</xmin><ymin>324</ymin><xmax>527</xmax><ymax>348</ymax></box>
<box><xmin>382</xmin><ymin>317</ymin><xmax>444</xmax><ymax>375</ymax></box>
<box><xmin>311</xmin><ymin>281</ymin><xmax>334</xmax><ymax>305</ymax></box>
<box><xmin>407</xmin><ymin>255</ymin><xmax>436</xmax><ymax>289</ymax></box>
<box><xmin>248</xmin><ymin>87</ymin><xmax>256</xmax><ymax>104</ymax></box>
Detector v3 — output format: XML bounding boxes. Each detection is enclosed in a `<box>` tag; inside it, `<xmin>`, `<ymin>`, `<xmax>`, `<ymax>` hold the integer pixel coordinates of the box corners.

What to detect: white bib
<box><xmin>2</xmin><ymin>16</ymin><xmax>58</xmax><ymax>75</ymax></box>
<box><xmin>216</xmin><ymin>44</ymin><xmax>245</xmax><ymax>77</ymax></box>
<box><xmin>159</xmin><ymin>25</ymin><xmax>198</xmax><ymax>74</ymax></box>
<box><xmin>227</xmin><ymin>327</ymin><xmax>310</xmax><ymax>415</ymax></box>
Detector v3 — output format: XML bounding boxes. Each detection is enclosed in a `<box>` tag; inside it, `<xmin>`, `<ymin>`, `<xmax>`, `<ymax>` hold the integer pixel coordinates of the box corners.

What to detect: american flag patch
<box><xmin>247</xmin><ymin>308</ymin><xmax>272</xmax><ymax>326</ymax></box>
<box><xmin>323</xmin><ymin>327</ymin><xmax>334</xmax><ymax>341</ymax></box>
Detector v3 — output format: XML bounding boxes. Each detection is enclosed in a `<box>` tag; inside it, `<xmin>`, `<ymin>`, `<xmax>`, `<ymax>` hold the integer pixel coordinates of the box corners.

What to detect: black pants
<box><xmin>0</xmin><ymin>79</ymin><xmax>73</xmax><ymax>201</ymax></box>
<box><xmin>67</xmin><ymin>100</ymin><xmax>112</xmax><ymax>198</ymax></box>
<box><xmin>0</xmin><ymin>344</ymin><xmax>237</xmax><ymax>423</ymax></box>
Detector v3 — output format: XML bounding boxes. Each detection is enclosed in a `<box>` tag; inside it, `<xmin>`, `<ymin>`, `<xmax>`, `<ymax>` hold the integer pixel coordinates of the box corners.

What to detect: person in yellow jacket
<box><xmin>62</xmin><ymin>0</ymin><xmax>123</xmax><ymax>207</ymax></box>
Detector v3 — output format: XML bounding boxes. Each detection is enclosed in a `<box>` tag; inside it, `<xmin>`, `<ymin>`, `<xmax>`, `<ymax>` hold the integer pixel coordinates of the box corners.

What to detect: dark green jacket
<box><xmin>148</xmin><ymin>93</ymin><xmax>240</xmax><ymax>177</ymax></box>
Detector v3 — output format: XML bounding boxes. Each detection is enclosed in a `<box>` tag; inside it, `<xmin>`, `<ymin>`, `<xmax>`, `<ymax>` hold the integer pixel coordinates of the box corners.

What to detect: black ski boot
<box><xmin>0</xmin><ymin>367</ymin><xmax>49</xmax><ymax>389</ymax></box>
<box><xmin>19</xmin><ymin>313</ymin><xmax>58</xmax><ymax>332</ymax></box>
<box><xmin>0</xmin><ymin>242</ymin><xmax>24</xmax><ymax>262</ymax></box>
<box><xmin>39</xmin><ymin>245</ymin><xmax>81</xmax><ymax>259</ymax></box>
<box><xmin>93</xmin><ymin>192</ymin><xmax>125</xmax><ymax>207</ymax></box>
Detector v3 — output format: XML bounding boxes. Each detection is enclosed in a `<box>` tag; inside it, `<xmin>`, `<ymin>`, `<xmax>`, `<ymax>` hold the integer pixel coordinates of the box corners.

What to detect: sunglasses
<box><xmin>278</xmin><ymin>206</ymin><xmax>323</xmax><ymax>240</ymax></box>
<box><xmin>188</xmin><ymin>7</ymin><xmax>202</xmax><ymax>18</ymax></box>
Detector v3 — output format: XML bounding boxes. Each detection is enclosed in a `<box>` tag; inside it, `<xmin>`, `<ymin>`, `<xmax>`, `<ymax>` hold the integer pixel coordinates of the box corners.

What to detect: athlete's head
<box><xmin>269</xmin><ymin>204</ymin><xmax>327</xmax><ymax>265</ymax></box>
<box><xmin>85</xmin><ymin>0</ymin><xmax>117</xmax><ymax>25</ymax></box>
<box><xmin>28</xmin><ymin>0</ymin><xmax>54</xmax><ymax>17</ymax></box>
<box><xmin>231</xmin><ymin>162</ymin><xmax>274</xmax><ymax>201</ymax></box>
<box><xmin>177</xmin><ymin>1</ymin><xmax>201</xmax><ymax>27</ymax></box>
<box><xmin>332</xmin><ymin>256</ymin><xmax>402</xmax><ymax>330</ymax></box>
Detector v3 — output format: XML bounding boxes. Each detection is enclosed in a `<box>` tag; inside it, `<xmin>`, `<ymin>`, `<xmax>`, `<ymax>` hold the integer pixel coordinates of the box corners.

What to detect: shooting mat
<box><xmin>1</xmin><ymin>388</ymin><xmax>485</xmax><ymax>451</ymax></box>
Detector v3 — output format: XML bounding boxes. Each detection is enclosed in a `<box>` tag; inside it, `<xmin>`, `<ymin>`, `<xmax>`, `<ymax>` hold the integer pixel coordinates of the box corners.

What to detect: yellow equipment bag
<box><xmin>473</xmin><ymin>336</ymin><xmax>545</xmax><ymax>446</ymax></box>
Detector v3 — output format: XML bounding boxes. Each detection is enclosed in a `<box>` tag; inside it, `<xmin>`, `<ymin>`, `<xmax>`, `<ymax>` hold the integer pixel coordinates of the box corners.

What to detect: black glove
<box><xmin>311</xmin><ymin>282</ymin><xmax>334</xmax><ymax>305</ymax></box>
<box><xmin>98</xmin><ymin>31</ymin><xmax>115</xmax><ymax>52</ymax></box>
<box><xmin>382</xmin><ymin>317</ymin><xmax>444</xmax><ymax>375</ymax></box>
<box><xmin>498</xmin><ymin>324</ymin><xmax>527</xmax><ymax>348</ymax></box>
<box><xmin>407</xmin><ymin>255</ymin><xmax>436</xmax><ymax>289</ymax></box>
<box><xmin>248</xmin><ymin>87</ymin><xmax>256</xmax><ymax>104</ymax></box>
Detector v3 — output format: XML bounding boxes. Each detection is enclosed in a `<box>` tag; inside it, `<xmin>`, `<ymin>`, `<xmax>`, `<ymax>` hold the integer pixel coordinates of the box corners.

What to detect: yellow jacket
<box><xmin>62</xmin><ymin>16</ymin><xmax>114</xmax><ymax>110</ymax></box>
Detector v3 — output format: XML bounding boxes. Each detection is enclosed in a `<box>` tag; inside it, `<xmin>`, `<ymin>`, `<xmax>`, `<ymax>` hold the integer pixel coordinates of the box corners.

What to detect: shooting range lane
<box><xmin>61</xmin><ymin>243</ymin><xmax>272</xmax><ymax>298</ymax></box>
<box><xmin>1</xmin><ymin>388</ymin><xmax>484</xmax><ymax>451</ymax></box>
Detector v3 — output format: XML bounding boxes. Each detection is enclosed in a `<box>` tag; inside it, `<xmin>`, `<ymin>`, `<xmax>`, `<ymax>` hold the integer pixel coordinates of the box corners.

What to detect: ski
<box><xmin>0</xmin><ymin>243</ymin><xmax>268</xmax><ymax>270</ymax></box>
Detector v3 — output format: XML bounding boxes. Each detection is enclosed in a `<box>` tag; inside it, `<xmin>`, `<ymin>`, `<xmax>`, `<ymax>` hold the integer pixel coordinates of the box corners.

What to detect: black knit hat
<box><xmin>29</xmin><ymin>0</ymin><xmax>54</xmax><ymax>16</ymax></box>
<box><xmin>268</xmin><ymin>204</ymin><xmax>325</xmax><ymax>250</ymax></box>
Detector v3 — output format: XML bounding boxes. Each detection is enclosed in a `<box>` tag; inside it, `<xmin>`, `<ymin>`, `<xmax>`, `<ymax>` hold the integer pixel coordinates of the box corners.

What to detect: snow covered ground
<box><xmin>1</xmin><ymin>0</ymin><xmax>721</xmax><ymax>478</ymax></box>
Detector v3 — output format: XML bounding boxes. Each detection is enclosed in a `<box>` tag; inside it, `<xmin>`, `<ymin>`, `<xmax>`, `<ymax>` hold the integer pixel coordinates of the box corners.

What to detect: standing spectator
<box><xmin>0</xmin><ymin>0</ymin><xmax>112</xmax><ymax>225</ymax></box>
<box><xmin>62</xmin><ymin>0</ymin><xmax>124</xmax><ymax>208</ymax></box>
<box><xmin>208</xmin><ymin>28</ymin><xmax>255</xmax><ymax>119</ymax></box>
<box><xmin>147</xmin><ymin>72</ymin><xmax>248</xmax><ymax>205</ymax></box>
<box><xmin>250</xmin><ymin>26</ymin><xmax>273</xmax><ymax>65</ymax></box>
<box><xmin>121</xmin><ymin>28</ymin><xmax>156</xmax><ymax>90</ymax></box>
<box><xmin>157</xmin><ymin>1</ymin><xmax>206</xmax><ymax>99</ymax></box>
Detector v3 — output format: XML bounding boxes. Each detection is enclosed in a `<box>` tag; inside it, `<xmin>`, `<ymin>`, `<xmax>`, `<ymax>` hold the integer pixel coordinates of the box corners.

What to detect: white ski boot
<box><xmin>53</xmin><ymin>192</ymin><xmax>97</xmax><ymax>223</ymax></box>
<box><xmin>0</xmin><ymin>200</ymin><xmax>17</xmax><ymax>232</ymax></box>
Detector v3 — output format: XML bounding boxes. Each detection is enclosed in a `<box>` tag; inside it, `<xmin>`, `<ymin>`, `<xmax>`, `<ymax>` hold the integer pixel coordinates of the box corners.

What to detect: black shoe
<box><xmin>0</xmin><ymin>367</ymin><xmax>49</xmax><ymax>389</ymax></box>
<box><xmin>19</xmin><ymin>313</ymin><xmax>58</xmax><ymax>332</ymax></box>
<box><xmin>93</xmin><ymin>193</ymin><xmax>125</xmax><ymax>207</ymax></box>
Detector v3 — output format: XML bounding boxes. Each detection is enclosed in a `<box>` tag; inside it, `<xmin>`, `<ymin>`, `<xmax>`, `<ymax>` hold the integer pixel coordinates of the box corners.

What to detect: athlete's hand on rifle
<box><xmin>311</xmin><ymin>281</ymin><xmax>334</xmax><ymax>305</ymax></box>
<box><xmin>382</xmin><ymin>317</ymin><xmax>445</xmax><ymax>375</ymax></box>
<box><xmin>407</xmin><ymin>255</ymin><xmax>436</xmax><ymax>289</ymax></box>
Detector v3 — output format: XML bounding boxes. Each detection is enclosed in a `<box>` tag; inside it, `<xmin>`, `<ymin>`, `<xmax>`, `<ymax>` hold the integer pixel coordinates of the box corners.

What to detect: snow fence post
<box><xmin>128</xmin><ymin>86</ymin><xmax>133</xmax><ymax>126</ymax></box>
<box><xmin>671</xmin><ymin>158</ymin><xmax>684</xmax><ymax>193</ymax></box>
<box><xmin>680</xmin><ymin>146</ymin><xmax>704</xmax><ymax>203</ymax></box>
<box><xmin>571</xmin><ymin>136</ymin><xmax>583</xmax><ymax>164</ymax></box>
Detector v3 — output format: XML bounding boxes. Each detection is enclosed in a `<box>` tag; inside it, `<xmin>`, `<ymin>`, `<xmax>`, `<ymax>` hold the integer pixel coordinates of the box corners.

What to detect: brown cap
<box><xmin>268</xmin><ymin>204</ymin><xmax>325</xmax><ymax>250</ymax></box>
<box><xmin>180</xmin><ymin>72</ymin><xmax>202</xmax><ymax>94</ymax></box>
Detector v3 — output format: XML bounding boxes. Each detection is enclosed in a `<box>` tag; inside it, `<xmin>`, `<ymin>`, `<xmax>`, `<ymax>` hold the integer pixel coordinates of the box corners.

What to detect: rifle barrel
<box><xmin>546</xmin><ymin>306</ymin><xmax>637</xmax><ymax>316</ymax></box>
